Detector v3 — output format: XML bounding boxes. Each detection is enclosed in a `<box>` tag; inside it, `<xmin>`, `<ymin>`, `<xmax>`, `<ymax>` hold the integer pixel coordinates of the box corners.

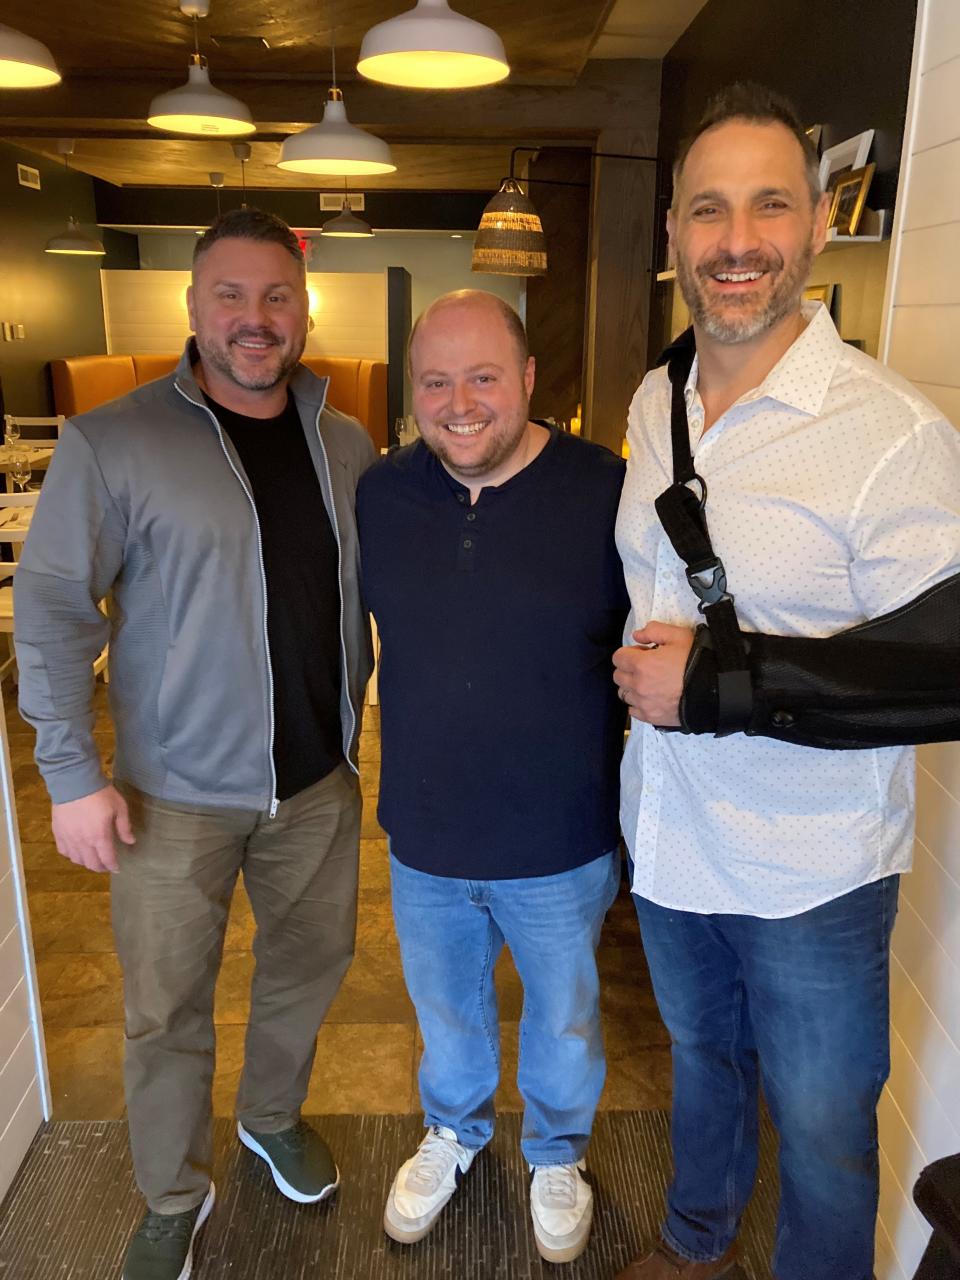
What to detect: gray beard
<box><xmin>676</xmin><ymin>237</ymin><xmax>815</xmax><ymax>345</ymax></box>
<box><xmin>196</xmin><ymin>332</ymin><xmax>304</xmax><ymax>391</ymax></box>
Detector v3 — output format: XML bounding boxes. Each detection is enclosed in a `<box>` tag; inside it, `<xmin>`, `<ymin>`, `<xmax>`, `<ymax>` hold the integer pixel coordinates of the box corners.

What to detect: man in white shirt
<box><xmin>612</xmin><ymin>84</ymin><xmax>960</xmax><ymax>1280</ymax></box>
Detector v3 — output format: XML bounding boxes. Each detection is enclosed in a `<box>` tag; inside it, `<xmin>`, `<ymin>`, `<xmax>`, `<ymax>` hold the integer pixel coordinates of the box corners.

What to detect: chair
<box><xmin>4</xmin><ymin>414</ymin><xmax>65</xmax><ymax>443</ymax></box>
<box><xmin>0</xmin><ymin>492</ymin><xmax>108</xmax><ymax>684</ymax></box>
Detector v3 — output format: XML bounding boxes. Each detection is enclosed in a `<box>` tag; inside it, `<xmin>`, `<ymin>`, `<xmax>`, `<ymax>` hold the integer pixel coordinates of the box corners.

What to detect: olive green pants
<box><xmin>112</xmin><ymin>764</ymin><xmax>361</xmax><ymax>1213</ymax></box>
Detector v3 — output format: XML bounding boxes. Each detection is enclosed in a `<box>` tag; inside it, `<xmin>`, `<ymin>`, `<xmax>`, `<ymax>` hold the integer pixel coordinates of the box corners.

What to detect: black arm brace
<box><xmin>679</xmin><ymin>571</ymin><xmax>960</xmax><ymax>749</ymax></box>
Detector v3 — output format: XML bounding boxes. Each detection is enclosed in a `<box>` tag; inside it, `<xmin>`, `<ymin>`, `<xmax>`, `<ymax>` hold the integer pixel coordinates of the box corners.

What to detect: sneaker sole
<box><xmin>237</xmin><ymin>1124</ymin><xmax>340</xmax><ymax>1205</ymax></box>
<box><xmin>531</xmin><ymin>1197</ymin><xmax>594</xmax><ymax>1265</ymax></box>
<box><xmin>122</xmin><ymin>1183</ymin><xmax>215</xmax><ymax>1280</ymax></box>
<box><xmin>383</xmin><ymin>1171</ymin><xmax>454</xmax><ymax>1244</ymax></box>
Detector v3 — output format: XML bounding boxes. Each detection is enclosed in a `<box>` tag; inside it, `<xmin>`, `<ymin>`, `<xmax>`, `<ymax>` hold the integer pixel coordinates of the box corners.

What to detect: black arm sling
<box><xmin>650</xmin><ymin>327</ymin><xmax>960</xmax><ymax>750</ymax></box>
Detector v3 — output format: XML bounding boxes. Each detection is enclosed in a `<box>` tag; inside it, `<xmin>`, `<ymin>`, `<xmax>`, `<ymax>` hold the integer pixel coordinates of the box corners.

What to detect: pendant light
<box><xmin>357</xmin><ymin>0</ymin><xmax>509</xmax><ymax>90</ymax></box>
<box><xmin>321</xmin><ymin>186</ymin><xmax>373</xmax><ymax>238</ymax></box>
<box><xmin>148</xmin><ymin>1</ymin><xmax>254</xmax><ymax>137</ymax></box>
<box><xmin>44</xmin><ymin>141</ymin><xmax>105</xmax><ymax>257</ymax></box>
<box><xmin>0</xmin><ymin>23</ymin><xmax>61</xmax><ymax>87</ymax></box>
<box><xmin>278</xmin><ymin>36</ymin><xmax>395</xmax><ymax>177</ymax></box>
<box><xmin>471</xmin><ymin>179</ymin><xmax>546</xmax><ymax>276</ymax></box>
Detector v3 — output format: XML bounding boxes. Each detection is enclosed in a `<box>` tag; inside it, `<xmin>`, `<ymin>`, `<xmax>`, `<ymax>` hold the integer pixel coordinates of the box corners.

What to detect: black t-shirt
<box><xmin>204</xmin><ymin>391</ymin><xmax>343</xmax><ymax>800</ymax></box>
<box><xmin>356</xmin><ymin>426</ymin><xmax>630</xmax><ymax>879</ymax></box>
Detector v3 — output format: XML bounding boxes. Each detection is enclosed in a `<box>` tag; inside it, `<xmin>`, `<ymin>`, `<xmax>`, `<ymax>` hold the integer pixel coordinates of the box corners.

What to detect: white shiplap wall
<box><xmin>102</xmin><ymin>270</ymin><xmax>387</xmax><ymax>360</ymax></box>
<box><xmin>0</xmin><ymin>694</ymin><xmax>49</xmax><ymax>1200</ymax></box>
<box><xmin>877</xmin><ymin>2</ymin><xmax>960</xmax><ymax>1276</ymax></box>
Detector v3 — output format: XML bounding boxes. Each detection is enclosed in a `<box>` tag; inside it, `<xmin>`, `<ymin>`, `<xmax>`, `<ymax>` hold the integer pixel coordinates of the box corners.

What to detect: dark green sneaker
<box><xmin>122</xmin><ymin>1183</ymin><xmax>214</xmax><ymax>1280</ymax></box>
<box><xmin>238</xmin><ymin>1120</ymin><xmax>340</xmax><ymax>1204</ymax></box>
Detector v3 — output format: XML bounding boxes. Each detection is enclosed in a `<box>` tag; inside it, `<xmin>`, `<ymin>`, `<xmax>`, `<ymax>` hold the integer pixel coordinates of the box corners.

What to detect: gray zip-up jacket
<box><xmin>14</xmin><ymin>343</ymin><xmax>376</xmax><ymax>810</ymax></box>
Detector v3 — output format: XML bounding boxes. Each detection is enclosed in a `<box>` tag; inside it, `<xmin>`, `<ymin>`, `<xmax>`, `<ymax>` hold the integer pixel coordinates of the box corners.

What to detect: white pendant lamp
<box><xmin>279</xmin><ymin>87</ymin><xmax>395</xmax><ymax>175</ymax></box>
<box><xmin>357</xmin><ymin>0</ymin><xmax>509</xmax><ymax>90</ymax></box>
<box><xmin>0</xmin><ymin>24</ymin><xmax>61</xmax><ymax>88</ymax></box>
<box><xmin>321</xmin><ymin>199</ymin><xmax>374</xmax><ymax>238</ymax></box>
<box><xmin>148</xmin><ymin>2</ymin><xmax>254</xmax><ymax>137</ymax></box>
<box><xmin>44</xmin><ymin>141</ymin><xmax>105</xmax><ymax>257</ymax></box>
<box><xmin>45</xmin><ymin>216</ymin><xmax>106</xmax><ymax>256</ymax></box>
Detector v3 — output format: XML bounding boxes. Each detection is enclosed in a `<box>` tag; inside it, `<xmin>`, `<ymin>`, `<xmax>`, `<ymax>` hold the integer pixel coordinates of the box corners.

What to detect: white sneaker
<box><xmin>383</xmin><ymin>1125</ymin><xmax>477</xmax><ymax>1243</ymax></box>
<box><xmin>529</xmin><ymin>1160</ymin><xmax>594</xmax><ymax>1263</ymax></box>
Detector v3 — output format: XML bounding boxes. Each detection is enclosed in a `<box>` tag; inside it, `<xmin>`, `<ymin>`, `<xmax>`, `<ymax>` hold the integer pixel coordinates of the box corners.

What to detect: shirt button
<box><xmin>462</xmin><ymin>538</ymin><xmax>473</xmax><ymax>549</ymax></box>
<box><xmin>457</xmin><ymin>494</ymin><xmax>466</xmax><ymax>504</ymax></box>
<box><xmin>466</xmin><ymin>512</ymin><xmax>476</xmax><ymax>522</ymax></box>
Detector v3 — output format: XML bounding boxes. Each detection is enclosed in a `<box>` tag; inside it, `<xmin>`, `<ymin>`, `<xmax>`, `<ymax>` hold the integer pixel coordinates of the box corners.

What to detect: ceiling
<box><xmin>1</xmin><ymin>1</ymin><xmax>708</xmax><ymax>190</ymax></box>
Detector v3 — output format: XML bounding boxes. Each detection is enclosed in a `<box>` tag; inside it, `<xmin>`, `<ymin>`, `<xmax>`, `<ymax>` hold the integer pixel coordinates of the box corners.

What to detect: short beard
<box><xmin>196</xmin><ymin>327</ymin><xmax>304</xmax><ymax>391</ymax></box>
<box><xmin>677</xmin><ymin>235</ymin><xmax>815</xmax><ymax>345</ymax></box>
<box><xmin>420</xmin><ymin>397</ymin><xmax>531</xmax><ymax>480</ymax></box>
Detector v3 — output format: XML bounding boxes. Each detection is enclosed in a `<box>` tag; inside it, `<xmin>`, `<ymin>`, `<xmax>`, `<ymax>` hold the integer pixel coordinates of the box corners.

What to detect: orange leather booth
<box><xmin>49</xmin><ymin>353</ymin><xmax>389</xmax><ymax>450</ymax></box>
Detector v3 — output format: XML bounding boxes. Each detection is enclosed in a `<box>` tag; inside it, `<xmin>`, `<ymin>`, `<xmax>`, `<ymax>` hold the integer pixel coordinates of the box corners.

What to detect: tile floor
<box><xmin>7</xmin><ymin>684</ymin><xmax>672</xmax><ymax>1122</ymax></box>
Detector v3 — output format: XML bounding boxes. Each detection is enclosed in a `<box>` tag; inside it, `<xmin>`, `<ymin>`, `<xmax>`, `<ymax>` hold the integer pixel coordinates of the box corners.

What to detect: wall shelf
<box><xmin>655</xmin><ymin>268</ymin><xmax>676</xmax><ymax>282</ymax></box>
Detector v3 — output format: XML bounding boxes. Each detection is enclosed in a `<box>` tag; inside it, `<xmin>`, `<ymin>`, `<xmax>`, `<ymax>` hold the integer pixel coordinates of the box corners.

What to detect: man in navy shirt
<box><xmin>357</xmin><ymin>290</ymin><xmax>629</xmax><ymax>1264</ymax></box>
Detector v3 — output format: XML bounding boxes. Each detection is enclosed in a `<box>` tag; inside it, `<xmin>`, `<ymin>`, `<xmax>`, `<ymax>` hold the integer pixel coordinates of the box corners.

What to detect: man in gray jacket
<box><xmin>15</xmin><ymin>208</ymin><xmax>375</xmax><ymax>1280</ymax></box>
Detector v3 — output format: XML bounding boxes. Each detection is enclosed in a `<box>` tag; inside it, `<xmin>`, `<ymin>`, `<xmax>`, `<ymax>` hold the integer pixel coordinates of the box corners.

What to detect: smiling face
<box><xmin>187</xmin><ymin>236</ymin><xmax>308</xmax><ymax>405</ymax></box>
<box><xmin>410</xmin><ymin>295</ymin><xmax>536</xmax><ymax>488</ymax></box>
<box><xmin>668</xmin><ymin>119</ymin><xmax>829</xmax><ymax>346</ymax></box>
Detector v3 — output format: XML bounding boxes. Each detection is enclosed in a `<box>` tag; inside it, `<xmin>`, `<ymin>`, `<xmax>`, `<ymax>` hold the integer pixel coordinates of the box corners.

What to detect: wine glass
<box><xmin>10</xmin><ymin>454</ymin><xmax>32</xmax><ymax>493</ymax></box>
<box><xmin>4</xmin><ymin>419</ymin><xmax>19</xmax><ymax>449</ymax></box>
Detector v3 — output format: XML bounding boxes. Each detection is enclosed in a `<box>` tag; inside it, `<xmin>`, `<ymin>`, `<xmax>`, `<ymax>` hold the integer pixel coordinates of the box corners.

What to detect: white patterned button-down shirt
<box><xmin>616</xmin><ymin>303</ymin><xmax>960</xmax><ymax>918</ymax></box>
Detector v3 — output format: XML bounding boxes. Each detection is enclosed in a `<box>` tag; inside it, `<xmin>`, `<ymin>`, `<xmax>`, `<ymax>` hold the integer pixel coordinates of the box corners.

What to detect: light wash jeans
<box><xmin>390</xmin><ymin>849</ymin><xmax>620</xmax><ymax>1166</ymax></box>
<box><xmin>633</xmin><ymin>875</ymin><xmax>899</xmax><ymax>1280</ymax></box>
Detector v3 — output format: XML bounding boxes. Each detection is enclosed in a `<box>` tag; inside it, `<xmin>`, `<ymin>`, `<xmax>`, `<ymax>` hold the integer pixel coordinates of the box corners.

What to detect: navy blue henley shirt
<box><xmin>356</xmin><ymin>426</ymin><xmax>629</xmax><ymax>880</ymax></box>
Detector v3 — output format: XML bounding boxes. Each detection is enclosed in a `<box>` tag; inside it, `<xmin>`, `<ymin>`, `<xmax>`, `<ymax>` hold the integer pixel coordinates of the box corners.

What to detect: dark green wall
<box><xmin>0</xmin><ymin>141</ymin><xmax>107</xmax><ymax>414</ymax></box>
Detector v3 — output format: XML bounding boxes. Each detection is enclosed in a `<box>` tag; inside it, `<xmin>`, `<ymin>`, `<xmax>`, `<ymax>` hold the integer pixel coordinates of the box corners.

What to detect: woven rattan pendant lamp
<box><xmin>471</xmin><ymin>179</ymin><xmax>546</xmax><ymax>276</ymax></box>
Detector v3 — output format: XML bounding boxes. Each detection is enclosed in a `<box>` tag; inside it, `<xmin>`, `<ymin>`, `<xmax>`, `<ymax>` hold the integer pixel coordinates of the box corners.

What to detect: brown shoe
<box><xmin>615</xmin><ymin>1239</ymin><xmax>737</xmax><ymax>1279</ymax></box>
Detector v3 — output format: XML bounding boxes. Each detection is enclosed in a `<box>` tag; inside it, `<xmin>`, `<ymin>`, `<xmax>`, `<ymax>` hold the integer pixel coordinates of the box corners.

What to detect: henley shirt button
<box><xmin>456</xmin><ymin>494</ymin><xmax>466</xmax><ymax>503</ymax></box>
<box><xmin>462</xmin><ymin>538</ymin><xmax>473</xmax><ymax>549</ymax></box>
<box><xmin>771</xmin><ymin>710</ymin><xmax>794</xmax><ymax>728</ymax></box>
<box><xmin>466</xmin><ymin>512</ymin><xmax>476</xmax><ymax>522</ymax></box>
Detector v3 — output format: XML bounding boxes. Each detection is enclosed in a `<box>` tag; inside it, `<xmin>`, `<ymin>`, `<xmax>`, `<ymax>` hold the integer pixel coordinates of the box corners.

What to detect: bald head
<box><xmin>408</xmin><ymin>290</ymin><xmax>528</xmax><ymax>376</ymax></box>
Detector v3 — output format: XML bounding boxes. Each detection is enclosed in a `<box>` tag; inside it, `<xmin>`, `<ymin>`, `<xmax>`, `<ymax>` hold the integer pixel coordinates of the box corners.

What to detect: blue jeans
<box><xmin>390</xmin><ymin>850</ymin><xmax>619</xmax><ymax>1165</ymax></box>
<box><xmin>633</xmin><ymin>876</ymin><xmax>899</xmax><ymax>1280</ymax></box>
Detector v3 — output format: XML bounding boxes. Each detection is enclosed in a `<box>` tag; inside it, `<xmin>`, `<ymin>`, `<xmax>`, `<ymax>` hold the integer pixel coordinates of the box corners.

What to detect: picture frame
<box><xmin>828</xmin><ymin>163</ymin><xmax>876</xmax><ymax>236</ymax></box>
<box><xmin>803</xmin><ymin>283</ymin><xmax>835</xmax><ymax>310</ymax></box>
<box><xmin>818</xmin><ymin>129</ymin><xmax>874</xmax><ymax>193</ymax></box>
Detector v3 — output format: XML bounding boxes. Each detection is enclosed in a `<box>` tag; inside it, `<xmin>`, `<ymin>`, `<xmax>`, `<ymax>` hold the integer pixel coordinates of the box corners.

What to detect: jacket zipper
<box><xmin>313</xmin><ymin>409</ymin><xmax>359</xmax><ymax>774</ymax></box>
<box><xmin>175</xmin><ymin>381</ymin><xmax>280</xmax><ymax>817</ymax></box>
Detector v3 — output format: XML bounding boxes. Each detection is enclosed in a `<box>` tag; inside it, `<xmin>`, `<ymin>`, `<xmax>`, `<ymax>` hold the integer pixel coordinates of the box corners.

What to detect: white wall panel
<box><xmin>0</xmin><ymin>922</ymin><xmax>23</xmax><ymax>1011</ymax></box>
<box><xmin>878</xmin><ymin>1145</ymin><xmax>931</xmax><ymax>1272</ymax></box>
<box><xmin>0</xmin><ymin>978</ymin><xmax>29</xmax><ymax>1076</ymax></box>
<box><xmin>0</xmin><ymin>868</ymin><xmax>15</xmax><ymax>941</ymax></box>
<box><xmin>922</xmin><ymin>5</ymin><xmax>960</xmax><ymax>72</ymax></box>
<box><xmin>887</xmin><ymin>1024</ymin><xmax>960</xmax><ymax>1162</ymax></box>
<box><xmin>890</xmin><ymin>956</ymin><xmax>960</xmax><ymax>1122</ymax></box>
<box><xmin>915</xmin><ymin>764</ymin><xmax>960</xmax><ymax>877</ymax></box>
<box><xmin>901</xmin><ymin>140</ymin><xmax>960</xmax><ymax>230</ymax></box>
<box><xmin>887</xmin><ymin>305</ymin><xmax>960</xmax><ymax>386</ymax></box>
<box><xmin>103</xmin><ymin>269</ymin><xmax>387</xmax><ymax>361</ymax></box>
<box><xmin>911</xmin><ymin>381</ymin><xmax>960</xmax><ymax>425</ymax></box>
<box><xmin>891</xmin><ymin>897</ymin><xmax>960</xmax><ymax>1050</ymax></box>
<box><xmin>875</xmin><ymin>1218</ymin><xmax>907</xmax><ymax>1280</ymax></box>
<box><xmin>912</xmin><ymin>55</ymin><xmax>960</xmax><ymax>153</ymax></box>
<box><xmin>0</xmin><ymin>1078</ymin><xmax>42</xmax><ymax>1204</ymax></box>
<box><xmin>894</xmin><ymin>223</ymin><xmax>960</xmax><ymax>305</ymax></box>
<box><xmin>0</xmin><ymin>1031</ymin><xmax>37</xmax><ymax>1134</ymax></box>
<box><xmin>901</xmin><ymin>841</ymin><xmax>960</xmax><ymax>970</ymax></box>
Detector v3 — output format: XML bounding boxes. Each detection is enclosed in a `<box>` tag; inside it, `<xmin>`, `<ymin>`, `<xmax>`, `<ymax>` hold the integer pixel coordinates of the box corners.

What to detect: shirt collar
<box><xmin>685</xmin><ymin>301</ymin><xmax>845</xmax><ymax>419</ymax></box>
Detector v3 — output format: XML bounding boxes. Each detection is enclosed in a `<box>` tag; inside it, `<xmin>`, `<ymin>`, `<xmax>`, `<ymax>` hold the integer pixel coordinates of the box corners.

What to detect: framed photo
<box><xmin>803</xmin><ymin>283</ymin><xmax>835</xmax><ymax>309</ymax></box>
<box><xmin>828</xmin><ymin>163</ymin><xmax>875</xmax><ymax>236</ymax></box>
<box><xmin>819</xmin><ymin>129</ymin><xmax>874</xmax><ymax>193</ymax></box>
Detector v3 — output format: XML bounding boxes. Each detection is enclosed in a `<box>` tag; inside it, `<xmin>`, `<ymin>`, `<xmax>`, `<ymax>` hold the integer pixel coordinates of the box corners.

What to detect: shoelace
<box><xmin>535</xmin><ymin>1164</ymin><xmax>577</xmax><ymax>1207</ymax></box>
<box><xmin>138</xmin><ymin>1211</ymin><xmax>196</xmax><ymax>1246</ymax></box>
<box><xmin>408</xmin><ymin>1128</ymin><xmax>460</xmax><ymax>1192</ymax></box>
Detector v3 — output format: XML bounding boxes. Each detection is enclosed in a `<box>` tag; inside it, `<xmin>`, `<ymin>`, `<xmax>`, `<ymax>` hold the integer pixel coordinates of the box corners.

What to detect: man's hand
<box><xmin>51</xmin><ymin>785</ymin><xmax>136</xmax><ymax>874</ymax></box>
<box><xmin>613</xmin><ymin>621</ymin><xmax>696</xmax><ymax>726</ymax></box>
